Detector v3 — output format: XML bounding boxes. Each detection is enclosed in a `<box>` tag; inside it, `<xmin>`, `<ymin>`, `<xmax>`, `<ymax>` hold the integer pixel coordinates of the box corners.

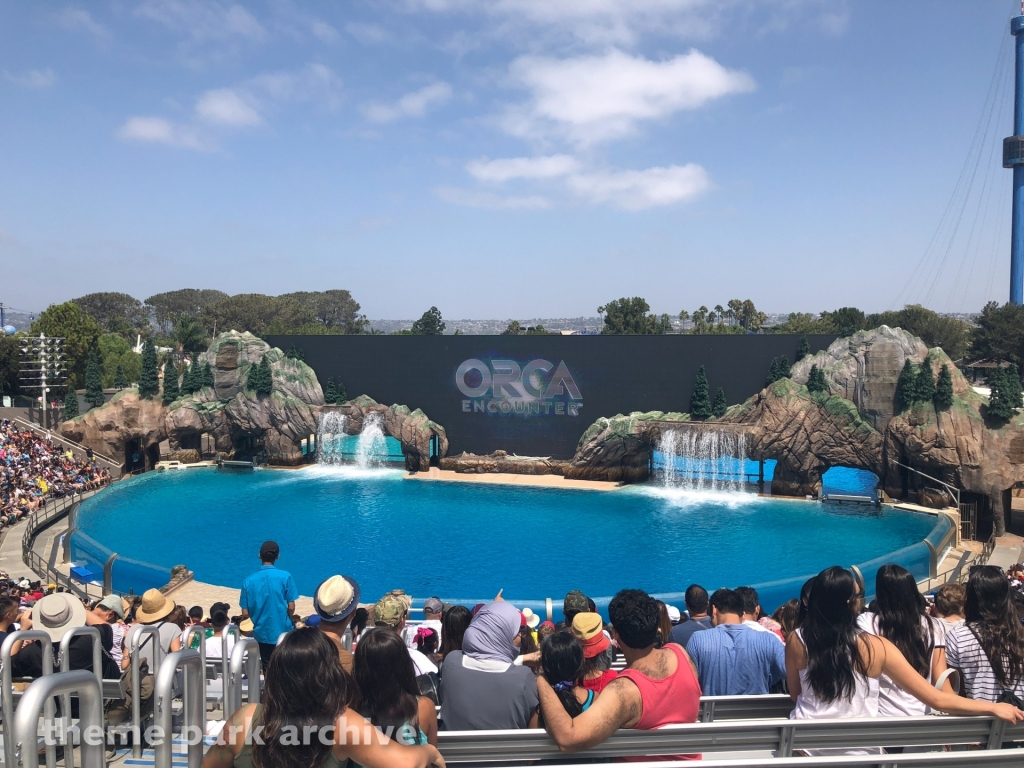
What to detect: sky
<box><xmin>1</xmin><ymin>0</ymin><xmax>1021</xmax><ymax>320</ymax></box>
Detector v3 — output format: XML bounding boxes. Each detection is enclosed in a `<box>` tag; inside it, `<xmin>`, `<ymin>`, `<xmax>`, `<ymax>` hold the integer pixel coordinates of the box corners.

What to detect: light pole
<box><xmin>20</xmin><ymin>334</ymin><xmax>66</xmax><ymax>428</ymax></box>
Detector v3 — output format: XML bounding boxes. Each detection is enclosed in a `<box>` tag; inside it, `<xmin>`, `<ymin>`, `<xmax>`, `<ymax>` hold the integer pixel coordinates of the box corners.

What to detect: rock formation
<box><xmin>60</xmin><ymin>389</ymin><xmax>168</xmax><ymax>466</ymax></box>
<box><xmin>441</xmin><ymin>451</ymin><xmax>571</xmax><ymax>476</ymax></box>
<box><xmin>330</xmin><ymin>395</ymin><xmax>448</xmax><ymax>472</ymax></box>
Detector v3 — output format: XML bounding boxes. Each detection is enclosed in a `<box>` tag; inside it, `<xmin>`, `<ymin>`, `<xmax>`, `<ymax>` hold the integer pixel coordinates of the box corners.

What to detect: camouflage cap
<box><xmin>374</xmin><ymin>592</ymin><xmax>408</xmax><ymax>627</ymax></box>
<box><xmin>564</xmin><ymin>590</ymin><xmax>590</xmax><ymax>616</ymax></box>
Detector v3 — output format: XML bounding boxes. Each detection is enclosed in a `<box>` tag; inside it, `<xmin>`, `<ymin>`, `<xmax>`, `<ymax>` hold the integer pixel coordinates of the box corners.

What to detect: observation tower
<box><xmin>1004</xmin><ymin>5</ymin><xmax>1024</xmax><ymax>304</ymax></box>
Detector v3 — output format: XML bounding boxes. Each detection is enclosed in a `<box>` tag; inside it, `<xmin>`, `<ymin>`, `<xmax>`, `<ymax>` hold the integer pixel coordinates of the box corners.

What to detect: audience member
<box><xmin>787</xmin><ymin>566</ymin><xmax>1022</xmax><ymax>756</ymax></box>
<box><xmin>538</xmin><ymin>589</ymin><xmax>701</xmax><ymax>759</ymax></box>
<box><xmin>351</xmin><ymin>607</ymin><xmax>369</xmax><ymax>646</ymax></box>
<box><xmin>735</xmin><ymin>586</ymin><xmax>782</xmax><ymax>642</ymax></box>
<box><xmin>686</xmin><ymin>588</ymin><xmax>785</xmax><ymax>696</ymax></box>
<box><xmin>239</xmin><ymin>540</ymin><xmax>298</xmax><ymax>670</ymax></box>
<box><xmin>312</xmin><ymin>575</ymin><xmax>359</xmax><ymax>673</ymax></box>
<box><xmin>539</xmin><ymin>631</ymin><xmax>594</xmax><ymax>724</ymax></box>
<box><xmin>354</xmin><ymin>628</ymin><xmax>438</xmax><ymax>748</ymax></box>
<box><xmin>414</xmin><ymin>627</ymin><xmax>441</xmax><ymax>667</ymax></box>
<box><xmin>202</xmin><ymin>627</ymin><xmax>444</xmax><ymax>768</ymax></box>
<box><xmin>667</xmin><ymin>584</ymin><xmax>711</xmax><ymax>647</ymax></box>
<box><xmin>439</xmin><ymin>605</ymin><xmax>471</xmax><ymax>661</ymax></box>
<box><xmin>0</xmin><ymin>596</ymin><xmax>19</xmax><ymax>645</ymax></box>
<box><xmin>440</xmin><ymin>601</ymin><xmax>539</xmax><ymax>730</ymax></box>
<box><xmin>857</xmin><ymin>564</ymin><xmax>950</xmax><ymax>716</ymax></box>
<box><xmin>405</xmin><ymin>597</ymin><xmax>444</xmax><ymax>649</ymax></box>
<box><xmin>666</xmin><ymin>605</ymin><xmax>682</xmax><ymax>626</ymax></box>
<box><xmin>571</xmin><ymin>613</ymin><xmax>618</xmax><ymax>694</ymax></box>
<box><xmin>946</xmin><ymin>565</ymin><xmax>1024</xmax><ymax>703</ymax></box>
<box><xmin>204</xmin><ymin>609</ymin><xmax>236</xmax><ymax>661</ymax></box>
<box><xmin>376</xmin><ymin>593</ymin><xmax>437</xmax><ymax>676</ymax></box>
<box><xmin>10</xmin><ymin>592</ymin><xmax>120</xmax><ymax>679</ymax></box>
<box><xmin>771</xmin><ymin>599</ymin><xmax>801</xmax><ymax>641</ymax></box>
<box><xmin>655</xmin><ymin>601</ymin><xmax>672</xmax><ymax>647</ymax></box>
<box><xmin>517</xmin><ymin>625</ymin><xmax>538</xmax><ymax>655</ymax></box>
<box><xmin>931</xmin><ymin>583</ymin><xmax>966</xmax><ymax>628</ymax></box>
<box><xmin>537</xmin><ymin>621</ymin><xmax>556</xmax><ymax>646</ymax></box>
<box><xmin>562</xmin><ymin>590</ymin><xmax>589</xmax><ymax>626</ymax></box>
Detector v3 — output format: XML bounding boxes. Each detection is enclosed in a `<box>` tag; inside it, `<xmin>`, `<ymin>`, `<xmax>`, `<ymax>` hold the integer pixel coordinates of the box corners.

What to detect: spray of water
<box><xmin>316</xmin><ymin>411</ymin><xmax>348</xmax><ymax>466</ymax></box>
<box><xmin>657</xmin><ymin>428</ymin><xmax>749</xmax><ymax>494</ymax></box>
<box><xmin>355</xmin><ymin>413</ymin><xmax>388</xmax><ymax>469</ymax></box>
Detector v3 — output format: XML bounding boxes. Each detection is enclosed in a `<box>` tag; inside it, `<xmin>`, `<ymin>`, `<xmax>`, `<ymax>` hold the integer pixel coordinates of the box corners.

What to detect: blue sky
<box><xmin>1</xmin><ymin>0</ymin><xmax>1019</xmax><ymax>319</ymax></box>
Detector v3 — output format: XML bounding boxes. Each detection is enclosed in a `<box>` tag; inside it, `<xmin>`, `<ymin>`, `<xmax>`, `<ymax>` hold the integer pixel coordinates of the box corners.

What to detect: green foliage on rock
<box><xmin>934</xmin><ymin>364</ymin><xmax>954</xmax><ymax>412</ymax></box>
<box><xmin>766</xmin><ymin>355</ymin><xmax>792</xmax><ymax>386</ymax></box>
<box><xmin>913</xmin><ymin>357</ymin><xmax>935</xmax><ymax>404</ymax></box>
<box><xmin>325</xmin><ymin>377</ymin><xmax>337</xmax><ymax>402</ymax></box>
<box><xmin>113</xmin><ymin>364</ymin><xmax>127</xmax><ymax>390</ymax></box>
<box><xmin>599</xmin><ymin>297</ymin><xmax>671</xmax><ymax>334</ymax></box>
<box><xmin>411</xmin><ymin>306</ymin><xmax>446</xmax><ymax>336</ymax></box>
<box><xmin>806</xmin><ymin>364</ymin><xmax>828</xmax><ymax>394</ymax></box>
<box><xmin>63</xmin><ymin>387</ymin><xmax>79</xmax><ymax>419</ymax></box>
<box><xmin>690</xmin><ymin>366</ymin><xmax>712</xmax><ymax>420</ymax></box>
<box><xmin>30</xmin><ymin>302</ymin><xmax>101</xmax><ymax>389</ymax></box>
<box><xmin>797</xmin><ymin>335</ymin><xmax>811</xmax><ymax>361</ymax></box>
<box><xmin>335</xmin><ymin>381</ymin><xmax>347</xmax><ymax>404</ymax></box>
<box><xmin>896</xmin><ymin>359</ymin><xmax>916</xmax><ymax>412</ymax></box>
<box><xmin>986</xmin><ymin>366</ymin><xmax>1020</xmax><ymax>422</ymax></box>
<box><xmin>285</xmin><ymin>344</ymin><xmax>304</xmax><ymax>361</ymax></box>
<box><xmin>84</xmin><ymin>352</ymin><xmax>105</xmax><ymax>409</ymax></box>
<box><xmin>138</xmin><ymin>339</ymin><xmax>160</xmax><ymax>399</ymax></box>
<box><xmin>162</xmin><ymin>364</ymin><xmax>179</xmax><ymax>404</ymax></box>
<box><xmin>712</xmin><ymin>387</ymin><xmax>727</xmax><ymax>418</ymax></box>
<box><xmin>200</xmin><ymin>361</ymin><xmax>215</xmax><ymax>389</ymax></box>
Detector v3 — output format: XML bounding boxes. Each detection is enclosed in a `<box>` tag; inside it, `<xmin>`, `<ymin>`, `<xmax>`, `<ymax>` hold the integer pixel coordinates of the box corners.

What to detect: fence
<box><xmin>20</xmin><ymin>492</ymin><xmax>107</xmax><ymax>602</ymax></box>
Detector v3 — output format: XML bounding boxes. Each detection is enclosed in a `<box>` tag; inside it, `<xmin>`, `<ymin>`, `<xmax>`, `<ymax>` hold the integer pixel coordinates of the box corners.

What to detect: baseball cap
<box><xmin>259</xmin><ymin>540</ymin><xmax>279</xmax><ymax>559</ymax></box>
<box><xmin>97</xmin><ymin>595</ymin><xmax>125</xmax><ymax>619</ymax></box>
<box><xmin>374</xmin><ymin>592</ymin><xmax>408</xmax><ymax>627</ymax></box>
<box><xmin>572</xmin><ymin>612</ymin><xmax>610</xmax><ymax>658</ymax></box>
<box><xmin>423</xmin><ymin>597</ymin><xmax>444</xmax><ymax>615</ymax></box>
<box><xmin>667</xmin><ymin>605</ymin><xmax>681</xmax><ymax>624</ymax></box>
<box><xmin>564</xmin><ymin>590</ymin><xmax>589</xmax><ymax>616</ymax></box>
<box><xmin>315</xmin><ymin>575</ymin><xmax>360</xmax><ymax>623</ymax></box>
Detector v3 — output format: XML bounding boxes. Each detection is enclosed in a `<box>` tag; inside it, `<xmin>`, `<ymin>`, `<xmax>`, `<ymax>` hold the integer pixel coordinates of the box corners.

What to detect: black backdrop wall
<box><xmin>265</xmin><ymin>334</ymin><xmax>837</xmax><ymax>459</ymax></box>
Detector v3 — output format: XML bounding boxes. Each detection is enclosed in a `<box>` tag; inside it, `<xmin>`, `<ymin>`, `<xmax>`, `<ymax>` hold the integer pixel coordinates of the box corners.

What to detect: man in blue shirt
<box><xmin>239</xmin><ymin>540</ymin><xmax>298</xmax><ymax>669</ymax></box>
<box><xmin>667</xmin><ymin>584</ymin><xmax>712</xmax><ymax>648</ymax></box>
<box><xmin>685</xmin><ymin>588</ymin><xmax>786</xmax><ymax>696</ymax></box>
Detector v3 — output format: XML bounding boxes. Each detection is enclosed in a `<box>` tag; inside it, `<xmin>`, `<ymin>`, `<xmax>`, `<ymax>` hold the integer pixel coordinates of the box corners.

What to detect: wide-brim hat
<box><xmin>32</xmin><ymin>593</ymin><xmax>87</xmax><ymax>642</ymax></box>
<box><xmin>135</xmin><ymin>588</ymin><xmax>175</xmax><ymax>624</ymax></box>
<box><xmin>315</xmin><ymin>575</ymin><xmax>360</xmax><ymax>623</ymax></box>
<box><xmin>572</xmin><ymin>612</ymin><xmax>610</xmax><ymax>658</ymax></box>
<box><xmin>521</xmin><ymin>607</ymin><xmax>540</xmax><ymax>629</ymax></box>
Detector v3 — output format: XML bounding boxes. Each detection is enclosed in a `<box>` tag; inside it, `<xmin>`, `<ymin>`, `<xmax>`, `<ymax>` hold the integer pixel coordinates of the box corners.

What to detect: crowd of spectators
<box><xmin>0</xmin><ymin>419</ymin><xmax>111</xmax><ymax>523</ymax></box>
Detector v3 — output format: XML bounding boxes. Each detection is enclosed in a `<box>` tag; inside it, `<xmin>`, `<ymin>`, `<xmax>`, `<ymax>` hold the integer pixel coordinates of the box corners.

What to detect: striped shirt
<box><xmin>945</xmin><ymin>623</ymin><xmax>1024</xmax><ymax>703</ymax></box>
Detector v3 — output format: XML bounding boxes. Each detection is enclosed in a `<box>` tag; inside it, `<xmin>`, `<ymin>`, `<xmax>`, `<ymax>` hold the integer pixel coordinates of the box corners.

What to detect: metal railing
<box><xmin>154</xmin><ymin>650</ymin><xmax>204</xmax><ymax>768</ymax></box>
<box><xmin>57</xmin><ymin>626</ymin><xmax>102</xmax><ymax>768</ymax></box>
<box><xmin>1</xmin><ymin>631</ymin><xmax>55</xmax><ymax>768</ymax></box>
<box><xmin>225</xmin><ymin>637</ymin><xmax>261</xmax><ymax>716</ymax></box>
<box><xmin>21</xmin><ymin>492</ymin><xmax>107</xmax><ymax>602</ymax></box>
<box><xmin>13</xmin><ymin>671</ymin><xmax>104</xmax><ymax>768</ymax></box>
<box><xmin>126</xmin><ymin>624</ymin><xmax>164</xmax><ymax>758</ymax></box>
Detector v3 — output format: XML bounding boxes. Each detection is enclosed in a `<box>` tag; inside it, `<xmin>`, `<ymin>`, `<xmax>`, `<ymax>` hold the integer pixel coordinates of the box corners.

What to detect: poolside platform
<box><xmin>405</xmin><ymin>467</ymin><xmax>621</xmax><ymax>491</ymax></box>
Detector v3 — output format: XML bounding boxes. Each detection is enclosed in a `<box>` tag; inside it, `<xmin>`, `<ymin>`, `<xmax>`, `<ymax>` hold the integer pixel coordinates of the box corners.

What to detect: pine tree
<box><xmin>987</xmin><ymin>367</ymin><xmax>1018</xmax><ymax>421</ymax></box>
<box><xmin>914</xmin><ymin>358</ymin><xmax>935</xmax><ymax>403</ymax></box>
<box><xmin>201</xmin><ymin>361</ymin><xmax>215</xmax><ymax>389</ymax></box>
<box><xmin>162</xmin><ymin>363</ymin><xmax>179</xmax><ymax>404</ymax></box>
<box><xmin>766</xmin><ymin>357</ymin><xmax>781</xmax><ymax>386</ymax></box>
<box><xmin>256</xmin><ymin>357</ymin><xmax>273</xmax><ymax>396</ymax></box>
<box><xmin>1006</xmin><ymin>363</ymin><xmax>1023</xmax><ymax>411</ymax></box>
<box><xmin>934</xmin><ymin>364</ymin><xmax>954</xmax><ymax>412</ymax></box>
<box><xmin>807</xmin><ymin>365</ymin><xmax>828</xmax><ymax>394</ymax></box>
<box><xmin>796</xmin><ymin>335</ymin><xmax>811</xmax><ymax>362</ymax></box>
<box><xmin>63</xmin><ymin>388</ymin><xmax>79</xmax><ymax>420</ymax></box>
<box><xmin>113</xmin><ymin>364</ymin><xmax>127</xmax><ymax>389</ymax></box>
<box><xmin>336</xmin><ymin>382</ymin><xmax>347</xmax><ymax>405</ymax></box>
<box><xmin>181</xmin><ymin>364</ymin><xmax>195</xmax><ymax>395</ymax></box>
<box><xmin>286</xmin><ymin>343</ymin><xmax>299</xmax><ymax>360</ymax></box>
<box><xmin>777</xmin><ymin>354</ymin><xmax>791</xmax><ymax>379</ymax></box>
<box><xmin>138</xmin><ymin>339</ymin><xmax>159</xmax><ymax>399</ymax></box>
<box><xmin>896</xmin><ymin>359</ymin><xmax>916</xmax><ymax>412</ymax></box>
<box><xmin>690</xmin><ymin>366</ymin><xmax>712</xmax><ymax>420</ymax></box>
<box><xmin>712</xmin><ymin>387</ymin><xmax>727</xmax><ymax>418</ymax></box>
<box><xmin>85</xmin><ymin>352</ymin><xmax>105</xmax><ymax>408</ymax></box>
<box><xmin>325</xmin><ymin>377</ymin><xmax>337</xmax><ymax>403</ymax></box>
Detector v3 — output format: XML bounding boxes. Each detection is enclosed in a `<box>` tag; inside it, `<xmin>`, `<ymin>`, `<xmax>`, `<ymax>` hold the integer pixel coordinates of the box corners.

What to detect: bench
<box><xmin>436</xmin><ymin>714</ymin><xmax>1024</xmax><ymax>764</ymax></box>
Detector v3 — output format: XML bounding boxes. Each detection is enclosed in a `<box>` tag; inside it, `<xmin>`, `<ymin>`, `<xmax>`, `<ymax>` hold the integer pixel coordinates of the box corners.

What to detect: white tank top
<box><xmin>791</xmin><ymin>629</ymin><xmax>880</xmax><ymax>756</ymax></box>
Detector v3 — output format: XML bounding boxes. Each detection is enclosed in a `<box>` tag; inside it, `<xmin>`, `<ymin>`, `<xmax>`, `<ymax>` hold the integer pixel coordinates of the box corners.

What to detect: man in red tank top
<box><xmin>537</xmin><ymin>589</ymin><xmax>703</xmax><ymax>761</ymax></box>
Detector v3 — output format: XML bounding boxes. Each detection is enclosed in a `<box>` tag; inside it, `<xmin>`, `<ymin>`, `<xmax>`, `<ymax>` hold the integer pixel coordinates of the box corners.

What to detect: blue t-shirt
<box><xmin>685</xmin><ymin>623</ymin><xmax>786</xmax><ymax>696</ymax></box>
<box><xmin>239</xmin><ymin>565</ymin><xmax>298</xmax><ymax>644</ymax></box>
<box><xmin>667</xmin><ymin>615</ymin><xmax>712</xmax><ymax>648</ymax></box>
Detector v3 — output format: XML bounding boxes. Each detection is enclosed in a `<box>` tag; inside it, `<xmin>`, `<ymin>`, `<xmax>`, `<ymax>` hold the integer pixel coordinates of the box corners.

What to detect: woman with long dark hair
<box><xmin>201</xmin><ymin>627</ymin><xmax>444</xmax><ymax>768</ymax></box>
<box><xmin>857</xmin><ymin>564</ymin><xmax>951</xmax><ymax>716</ymax></box>
<box><xmin>439</xmin><ymin>605</ymin><xmax>471</xmax><ymax>659</ymax></box>
<box><xmin>539</xmin><ymin>631</ymin><xmax>594</xmax><ymax>723</ymax></box>
<box><xmin>787</xmin><ymin>567</ymin><xmax>1023</xmax><ymax>755</ymax></box>
<box><xmin>946</xmin><ymin>565</ymin><xmax>1024</xmax><ymax>702</ymax></box>
<box><xmin>355</xmin><ymin>629</ymin><xmax>438</xmax><ymax>747</ymax></box>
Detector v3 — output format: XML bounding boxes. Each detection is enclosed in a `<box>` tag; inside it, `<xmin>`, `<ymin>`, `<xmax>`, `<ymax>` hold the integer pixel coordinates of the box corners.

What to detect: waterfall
<box><xmin>657</xmin><ymin>428</ymin><xmax>749</xmax><ymax>493</ymax></box>
<box><xmin>316</xmin><ymin>411</ymin><xmax>348</xmax><ymax>466</ymax></box>
<box><xmin>354</xmin><ymin>413</ymin><xmax>388</xmax><ymax>469</ymax></box>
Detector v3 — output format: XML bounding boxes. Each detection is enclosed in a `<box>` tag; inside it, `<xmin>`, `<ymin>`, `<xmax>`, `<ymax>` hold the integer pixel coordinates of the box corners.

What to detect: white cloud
<box><xmin>435</xmin><ymin>186</ymin><xmax>552</xmax><ymax>210</ymax></box>
<box><xmin>134</xmin><ymin>0</ymin><xmax>265</xmax><ymax>42</ymax></box>
<box><xmin>311</xmin><ymin>20</ymin><xmax>340</xmax><ymax>43</ymax></box>
<box><xmin>195</xmin><ymin>88</ymin><xmax>262</xmax><ymax>126</ymax></box>
<box><xmin>4</xmin><ymin>69</ymin><xmax>57</xmax><ymax>89</ymax></box>
<box><xmin>362</xmin><ymin>82</ymin><xmax>453</xmax><ymax>123</ymax></box>
<box><xmin>466</xmin><ymin>155</ymin><xmax>579</xmax><ymax>182</ymax></box>
<box><xmin>504</xmin><ymin>49</ymin><xmax>754</xmax><ymax>146</ymax></box>
<box><xmin>248</xmin><ymin>64</ymin><xmax>342</xmax><ymax>110</ymax></box>
<box><xmin>346</xmin><ymin>22</ymin><xmax>389</xmax><ymax>44</ymax></box>
<box><xmin>55</xmin><ymin>8</ymin><xmax>109</xmax><ymax>40</ymax></box>
<box><xmin>116</xmin><ymin>116</ymin><xmax>209</xmax><ymax>150</ymax></box>
<box><xmin>568</xmin><ymin>164</ymin><xmax>710</xmax><ymax>209</ymax></box>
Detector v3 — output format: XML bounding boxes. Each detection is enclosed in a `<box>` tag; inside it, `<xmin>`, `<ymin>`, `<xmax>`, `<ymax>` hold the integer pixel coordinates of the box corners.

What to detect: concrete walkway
<box><xmin>989</xmin><ymin>533</ymin><xmax>1024</xmax><ymax>570</ymax></box>
<box><xmin>0</xmin><ymin>518</ymin><xmax>36</xmax><ymax>580</ymax></box>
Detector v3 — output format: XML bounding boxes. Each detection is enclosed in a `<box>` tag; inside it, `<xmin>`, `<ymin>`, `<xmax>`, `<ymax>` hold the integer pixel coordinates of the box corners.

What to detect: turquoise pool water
<box><xmin>72</xmin><ymin>465</ymin><xmax>945</xmax><ymax>614</ymax></box>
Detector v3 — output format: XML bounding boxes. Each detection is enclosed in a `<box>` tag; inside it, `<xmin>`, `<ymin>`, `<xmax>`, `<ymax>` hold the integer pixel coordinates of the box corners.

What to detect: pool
<box><xmin>71</xmin><ymin>466</ymin><xmax>948</xmax><ymax>615</ymax></box>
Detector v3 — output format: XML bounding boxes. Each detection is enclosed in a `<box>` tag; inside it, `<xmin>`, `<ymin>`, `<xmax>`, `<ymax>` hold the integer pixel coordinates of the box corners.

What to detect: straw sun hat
<box><xmin>135</xmin><ymin>588</ymin><xmax>176</xmax><ymax>624</ymax></box>
<box><xmin>32</xmin><ymin>593</ymin><xmax>87</xmax><ymax>642</ymax></box>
